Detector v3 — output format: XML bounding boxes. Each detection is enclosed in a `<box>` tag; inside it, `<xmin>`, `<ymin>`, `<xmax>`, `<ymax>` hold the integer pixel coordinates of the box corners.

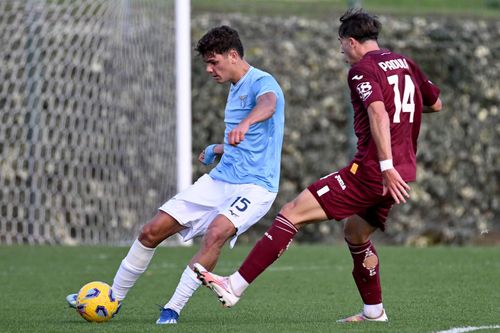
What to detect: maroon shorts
<box><xmin>307</xmin><ymin>165</ymin><xmax>395</xmax><ymax>231</ymax></box>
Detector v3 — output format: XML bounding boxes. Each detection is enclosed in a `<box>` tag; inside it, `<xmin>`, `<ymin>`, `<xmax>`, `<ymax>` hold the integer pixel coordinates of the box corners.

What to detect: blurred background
<box><xmin>1</xmin><ymin>0</ymin><xmax>498</xmax><ymax>246</ymax></box>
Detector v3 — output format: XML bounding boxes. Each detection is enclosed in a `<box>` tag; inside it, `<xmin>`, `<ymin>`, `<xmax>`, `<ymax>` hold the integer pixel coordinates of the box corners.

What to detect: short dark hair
<box><xmin>195</xmin><ymin>25</ymin><xmax>244</xmax><ymax>58</ymax></box>
<box><xmin>338</xmin><ymin>8</ymin><xmax>381</xmax><ymax>42</ymax></box>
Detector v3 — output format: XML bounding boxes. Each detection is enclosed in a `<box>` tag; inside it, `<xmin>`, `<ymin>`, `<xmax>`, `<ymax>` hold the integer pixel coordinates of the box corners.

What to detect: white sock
<box><xmin>112</xmin><ymin>239</ymin><xmax>156</xmax><ymax>300</ymax></box>
<box><xmin>164</xmin><ymin>266</ymin><xmax>202</xmax><ymax>314</ymax></box>
<box><xmin>228</xmin><ymin>271</ymin><xmax>249</xmax><ymax>297</ymax></box>
<box><xmin>363</xmin><ymin>303</ymin><xmax>384</xmax><ymax>318</ymax></box>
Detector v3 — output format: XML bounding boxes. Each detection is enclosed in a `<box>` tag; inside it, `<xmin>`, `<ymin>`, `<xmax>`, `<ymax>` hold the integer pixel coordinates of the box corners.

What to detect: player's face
<box><xmin>203</xmin><ymin>52</ymin><xmax>234</xmax><ymax>84</ymax></box>
<box><xmin>338</xmin><ymin>37</ymin><xmax>357</xmax><ymax>65</ymax></box>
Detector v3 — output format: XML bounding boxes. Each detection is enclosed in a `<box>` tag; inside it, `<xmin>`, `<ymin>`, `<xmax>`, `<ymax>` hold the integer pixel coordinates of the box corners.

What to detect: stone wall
<box><xmin>190</xmin><ymin>13</ymin><xmax>499</xmax><ymax>245</ymax></box>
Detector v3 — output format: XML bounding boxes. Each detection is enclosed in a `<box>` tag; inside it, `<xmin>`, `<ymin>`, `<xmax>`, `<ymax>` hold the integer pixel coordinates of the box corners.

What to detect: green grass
<box><xmin>192</xmin><ymin>0</ymin><xmax>500</xmax><ymax>18</ymax></box>
<box><xmin>1</xmin><ymin>245</ymin><xmax>499</xmax><ymax>333</ymax></box>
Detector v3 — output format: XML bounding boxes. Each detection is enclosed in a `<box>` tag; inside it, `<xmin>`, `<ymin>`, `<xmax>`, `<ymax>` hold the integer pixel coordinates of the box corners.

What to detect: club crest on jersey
<box><xmin>239</xmin><ymin>95</ymin><xmax>247</xmax><ymax>108</ymax></box>
<box><xmin>356</xmin><ymin>82</ymin><xmax>373</xmax><ymax>101</ymax></box>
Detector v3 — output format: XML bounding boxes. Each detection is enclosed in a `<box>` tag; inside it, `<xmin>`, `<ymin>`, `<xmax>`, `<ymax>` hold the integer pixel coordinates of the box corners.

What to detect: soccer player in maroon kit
<box><xmin>195</xmin><ymin>8</ymin><xmax>442</xmax><ymax>322</ymax></box>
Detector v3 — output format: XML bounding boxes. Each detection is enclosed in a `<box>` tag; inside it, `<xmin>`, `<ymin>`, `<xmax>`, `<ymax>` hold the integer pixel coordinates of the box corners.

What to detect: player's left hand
<box><xmin>199</xmin><ymin>144</ymin><xmax>217</xmax><ymax>165</ymax></box>
<box><xmin>228</xmin><ymin>121</ymin><xmax>250</xmax><ymax>146</ymax></box>
<box><xmin>382</xmin><ymin>168</ymin><xmax>411</xmax><ymax>204</ymax></box>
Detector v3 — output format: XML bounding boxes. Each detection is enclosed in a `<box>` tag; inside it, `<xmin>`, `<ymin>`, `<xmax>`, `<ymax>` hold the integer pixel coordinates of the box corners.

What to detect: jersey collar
<box><xmin>231</xmin><ymin>66</ymin><xmax>254</xmax><ymax>91</ymax></box>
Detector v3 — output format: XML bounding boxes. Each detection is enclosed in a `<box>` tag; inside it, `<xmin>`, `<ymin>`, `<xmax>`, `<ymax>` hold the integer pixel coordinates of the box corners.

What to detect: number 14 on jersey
<box><xmin>388</xmin><ymin>74</ymin><xmax>415</xmax><ymax>123</ymax></box>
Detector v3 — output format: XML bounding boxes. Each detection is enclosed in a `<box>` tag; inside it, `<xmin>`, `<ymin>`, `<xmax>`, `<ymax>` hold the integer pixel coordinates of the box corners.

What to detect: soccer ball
<box><xmin>76</xmin><ymin>281</ymin><xmax>119</xmax><ymax>322</ymax></box>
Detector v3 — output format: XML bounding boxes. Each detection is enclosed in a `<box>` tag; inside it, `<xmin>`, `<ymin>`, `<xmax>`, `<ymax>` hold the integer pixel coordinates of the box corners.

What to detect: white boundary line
<box><xmin>434</xmin><ymin>325</ymin><xmax>500</xmax><ymax>333</ymax></box>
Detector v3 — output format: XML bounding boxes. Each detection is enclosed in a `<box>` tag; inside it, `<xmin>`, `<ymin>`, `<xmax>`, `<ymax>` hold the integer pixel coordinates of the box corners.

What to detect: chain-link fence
<box><xmin>0</xmin><ymin>0</ymin><xmax>177</xmax><ymax>245</ymax></box>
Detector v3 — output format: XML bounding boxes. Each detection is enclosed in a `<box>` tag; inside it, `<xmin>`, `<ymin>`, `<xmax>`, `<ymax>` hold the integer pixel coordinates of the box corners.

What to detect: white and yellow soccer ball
<box><xmin>76</xmin><ymin>281</ymin><xmax>119</xmax><ymax>322</ymax></box>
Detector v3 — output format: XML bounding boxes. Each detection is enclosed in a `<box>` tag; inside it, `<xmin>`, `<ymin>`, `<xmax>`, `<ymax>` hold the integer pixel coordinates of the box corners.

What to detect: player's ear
<box><xmin>228</xmin><ymin>49</ymin><xmax>239</xmax><ymax>63</ymax></box>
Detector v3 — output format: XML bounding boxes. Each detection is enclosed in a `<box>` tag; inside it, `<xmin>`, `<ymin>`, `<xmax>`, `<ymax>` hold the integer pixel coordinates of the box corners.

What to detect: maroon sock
<box><xmin>238</xmin><ymin>214</ymin><xmax>298</xmax><ymax>283</ymax></box>
<box><xmin>346</xmin><ymin>238</ymin><xmax>382</xmax><ymax>305</ymax></box>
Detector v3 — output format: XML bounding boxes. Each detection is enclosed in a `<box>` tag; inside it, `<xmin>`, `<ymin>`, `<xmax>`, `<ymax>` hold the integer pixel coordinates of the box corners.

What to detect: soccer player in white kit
<box><xmin>66</xmin><ymin>25</ymin><xmax>286</xmax><ymax>324</ymax></box>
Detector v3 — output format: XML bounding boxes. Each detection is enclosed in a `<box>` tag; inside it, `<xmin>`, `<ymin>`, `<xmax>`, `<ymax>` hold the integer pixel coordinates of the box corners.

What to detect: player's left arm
<box><xmin>227</xmin><ymin>91</ymin><xmax>277</xmax><ymax>146</ymax></box>
<box><xmin>367</xmin><ymin>101</ymin><xmax>411</xmax><ymax>204</ymax></box>
<box><xmin>410</xmin><ymin>59</ymin><xmax>442</xmax><ymax>114</ymax></box>
<box><xmin>423</xmin><ymin>96</ymin><xmax>442</xmax><ymax>113</ymax></box>
<box><xmin>198</xmin><ymin>143</ymin><xmax>224</xmax><ymax>165</ymax></box>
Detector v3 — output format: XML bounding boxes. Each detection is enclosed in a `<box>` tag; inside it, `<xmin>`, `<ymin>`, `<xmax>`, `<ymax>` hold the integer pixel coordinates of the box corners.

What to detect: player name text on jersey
<box><xmin>377</xmin><ymin>58</ymin><xmax>409</xmax><ymax>72</ymax></box>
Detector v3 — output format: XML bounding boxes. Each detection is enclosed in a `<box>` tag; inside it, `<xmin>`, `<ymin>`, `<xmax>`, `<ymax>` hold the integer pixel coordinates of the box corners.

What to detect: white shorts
<box><xmin>159</xmin><ymin>174</ymin><xmax>277</xmax><ymax>247</ymax></box>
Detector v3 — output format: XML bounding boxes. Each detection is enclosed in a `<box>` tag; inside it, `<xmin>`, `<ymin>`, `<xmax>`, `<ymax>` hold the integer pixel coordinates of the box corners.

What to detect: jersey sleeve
<box><xmin>347</xmin><ymin>66</ymin><xmax>384</xmax><ymax>108</ymax></box>
<box><xmin>252</xmin><ymin>75</ymin><xmax>280</xmax><ymax>99</ymax></box>
<box><xmin>408</xmin><ymin>59</ymin><xmax>441</xmax><ymax>106</ymax></box>
<box><xmin>419</xmin><ymin>78</ymin><xmax>440</xmax><ymax>107</ymax></box>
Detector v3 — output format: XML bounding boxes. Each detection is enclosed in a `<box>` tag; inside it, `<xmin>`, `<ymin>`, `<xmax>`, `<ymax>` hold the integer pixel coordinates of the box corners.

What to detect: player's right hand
<box><xmin>199</xmin><ymin>144</ymin><xmax>217</xmax><ymax>165</ymax></box>
<box><xmin>382</xmin><ymin>168</ymin><xmax>411</xmax><ymax>204</ymax></box>
<box><xmin>228</xmin><ymin>120</ymin><xmax>250</xmax><ymax>146</ymax></box>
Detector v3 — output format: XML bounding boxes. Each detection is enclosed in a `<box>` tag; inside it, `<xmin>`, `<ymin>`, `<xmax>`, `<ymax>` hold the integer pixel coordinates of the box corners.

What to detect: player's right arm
<box><xmin>367</xmin><ymin>101</ymin><xmax>411</xmax><ymax>204</ymax></box>
<box><xmin>227</xmin><ymin>91</ymin><xmax>277</xmax><ymax>146</ymax></box>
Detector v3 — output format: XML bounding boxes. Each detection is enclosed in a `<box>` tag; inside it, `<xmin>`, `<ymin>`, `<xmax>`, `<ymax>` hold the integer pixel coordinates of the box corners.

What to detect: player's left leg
<box><xmin>158</xmin><ymin>215</ymin><xmax>236</xmax><ymax>324</ymax></box>
<box><xmin>196</xmin><ymin>188</ymin><xmax>328</xmax><ymax>307</ymax></box>
<box><xmin>159</xmin><ymin>184</ymin><xmax>276</xmax><ymax>322</ymax></box>
<box><xmin>338</xmin><ymin>214</ymin><xmax>388</xmax><ymax>322</ymax></box>
<box><xmin>188</xmin><ymin>215</ymin><xmax>237</xmax><ymax>270</ymax></box>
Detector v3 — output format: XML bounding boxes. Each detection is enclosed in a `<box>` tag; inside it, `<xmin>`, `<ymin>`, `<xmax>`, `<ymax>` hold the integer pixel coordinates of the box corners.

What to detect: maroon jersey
<box><xmin>347</xmin><ymin>49</ymin><xmax>440</xmax><ymax>183</ymax></box>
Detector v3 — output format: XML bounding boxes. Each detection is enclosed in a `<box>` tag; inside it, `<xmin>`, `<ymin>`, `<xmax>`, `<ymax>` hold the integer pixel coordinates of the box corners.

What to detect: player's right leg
<box><xmin>66</xmin><ymin>294</ymin><xmax>78</xmax><ymax>308</ymax></box>
<box><xmin>66</xmin><ymin>212</ymin><xmax>184</xmax><ymax>309</ymax></box>
<box><xmin>112</xmin><ymin>212</ymin><xmax>185</xmax><ymax>301</ymax></box>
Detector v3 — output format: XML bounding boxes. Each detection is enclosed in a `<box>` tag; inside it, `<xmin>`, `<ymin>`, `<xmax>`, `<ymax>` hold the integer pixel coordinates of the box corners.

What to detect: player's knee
<box><xmin>138</xmin><ymin>222</ymin><xmax>165</xmax><ymax>248</ymax></box>
<box><xmin>278</xmin><ymin>201</ymin><xmax>301</xmax><ymax>227</ymax></box>
<box><xmin>344</xmin><ymin>230</ymin><xmax>369</xmax><ymax>245</ymax></box>
<box><xmin>280</xmin><ymin>200</ymin><xmax>295</xmax><ymax>214</ymax></box>
<box><xmin>139</xmin><ymin>213</ymin><xmax>182</xmax><ymax>247</ymax></box>
<box><xmin>344</xmin><ymin>221</ymin><xmax>370</xmax><ymax>244</ymax></box>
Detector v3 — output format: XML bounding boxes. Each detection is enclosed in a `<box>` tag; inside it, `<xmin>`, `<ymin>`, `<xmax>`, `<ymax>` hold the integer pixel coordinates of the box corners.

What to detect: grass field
<box><xmin>192</xmin><ymin>0</ymin><xmax>500</xmax><ymax>18</ymax></box>
<box><xmin>1</xmin><ymin>244</ymin><xmax>499</xmax><ymax>333</ymax></box>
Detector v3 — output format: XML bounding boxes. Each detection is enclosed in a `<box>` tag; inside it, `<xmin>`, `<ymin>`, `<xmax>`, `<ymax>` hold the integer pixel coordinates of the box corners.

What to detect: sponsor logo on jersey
<box><xmin>351</xmin><ymin>74</ymin><xmax>364</xmax><ymax>80</ymax></box>
<box><xmin>356</xmin><ymin>82</ymin><xmax>373</xmax><ymax>101</ymax></box>
<box><xmin>335</xmin><ymin>174</ymin><xmax>346</xmax><ymax>190</ymax></box>
<box><xmin>377</xmin><ymin>58</ymin><xmax>409</xmax><ymax>72</ymax></box>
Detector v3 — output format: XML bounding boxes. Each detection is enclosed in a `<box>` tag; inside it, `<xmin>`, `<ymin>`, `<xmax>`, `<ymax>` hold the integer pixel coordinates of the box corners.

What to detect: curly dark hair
<box><xmin>338</xmin><ymin>8</ymin><xmax>381</xmax><ymax>42</ymax></box>
<box><xmin>195</xmin><ymin>25</ymin><xmax>244</xmax><ymax>58</ymax></box>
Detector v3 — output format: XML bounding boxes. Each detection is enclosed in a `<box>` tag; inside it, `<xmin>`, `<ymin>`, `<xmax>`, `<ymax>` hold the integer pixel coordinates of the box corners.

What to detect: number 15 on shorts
<box><xmin>230</xmin><ymin>196</ymin><xmax>251</xmax><ymax>212</ymax></box>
